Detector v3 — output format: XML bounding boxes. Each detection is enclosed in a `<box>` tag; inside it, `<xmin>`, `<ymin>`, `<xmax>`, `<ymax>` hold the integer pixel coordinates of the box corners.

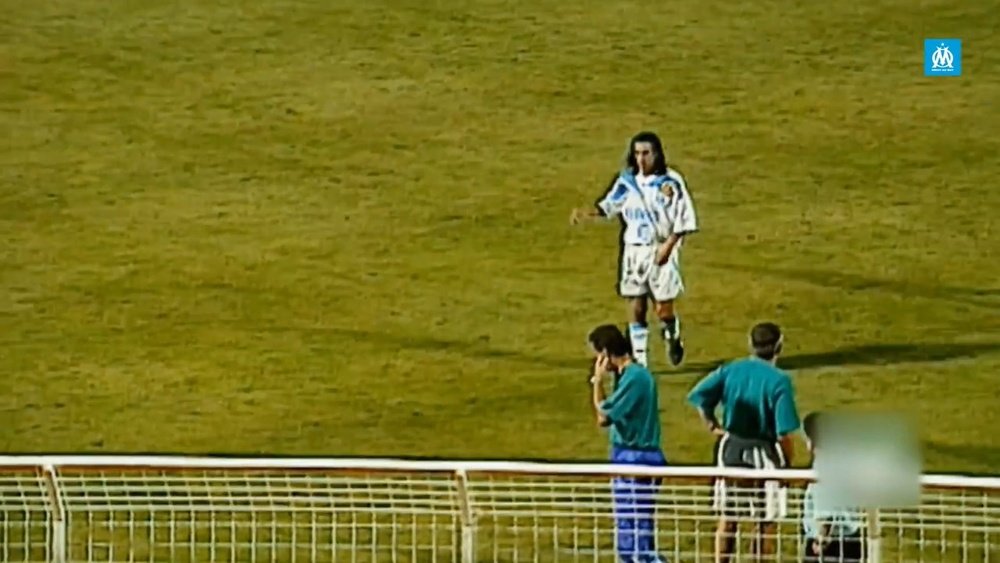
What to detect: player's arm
<box><xmin>571</xmin><ymin>207</ymin><xmax>605</xmax><ymax>224</ymax></box>
<box><xmin>571</xmin><ymin>174</ymin><xmax>624</xmax><ymax>225</ymax></box>
<box><xmin>687</xmin><ymin>365</ymin><xmax>727</xmax><ymax>434</ymax></box>
<box><xmin>590</xmin><ymin>365</ymin><xmax>610</xmax><ymax>427</ymax></box>
<box><xmin>773</xmin><ymin>377</ymin><xmax>802</xmax><ymax>466</ymax></box>
<box><xmin>777</xmin><ymin>434</ymin><xmax>796</xmax><ymax>469</ymax></box>
<box><xmin>655</xmin><ymin>232</ymin><xmax>684</xmax><ymax>265</ymax></box>
<box><xmin>655</xmin><ymin>179</ymin><xmax>699</xmax><ymax>264</ymax></box>
<box><xmin>589</xmin><ymin>356</ymin><xmax>613</xmax><ymax>426</ymax></box>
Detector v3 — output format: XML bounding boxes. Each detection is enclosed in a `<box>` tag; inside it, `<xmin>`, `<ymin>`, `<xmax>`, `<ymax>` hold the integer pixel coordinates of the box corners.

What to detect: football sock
<box><xmin>660</xmin><ymin>316</ymin><xmax>679</xmax><ymax>341</ymax></box>
<box><xmin>628</xmin><ymin>322</ymin><xmax>649</xmax><ymax>367</ymax></box>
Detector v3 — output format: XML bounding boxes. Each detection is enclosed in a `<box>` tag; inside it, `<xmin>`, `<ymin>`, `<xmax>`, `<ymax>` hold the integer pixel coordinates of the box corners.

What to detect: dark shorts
<box><xmin>804</xmin><ymin>532</ymin><xmax>865</xmax><ymax>562</ymax></box>
<box><xmin>712</xmin><ymin>434</ymin><xmax>787</xmax><ymax>521</ymax></box>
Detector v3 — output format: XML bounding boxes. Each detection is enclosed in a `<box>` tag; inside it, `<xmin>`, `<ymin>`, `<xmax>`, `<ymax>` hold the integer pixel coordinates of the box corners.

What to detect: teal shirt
<box><xmin>600</xmin><ymin>363</ymin><xmax>662</xmax><ymax>450</ymax></box>
<box><xmin>686</xmin><ymin>357</ymin><xmax>800</xmax><ymax>441</ymax></box>
<box><xmin>802</xmin><ymin>482</ymin><xmax>863</xmax><ymax>539</ymax></box>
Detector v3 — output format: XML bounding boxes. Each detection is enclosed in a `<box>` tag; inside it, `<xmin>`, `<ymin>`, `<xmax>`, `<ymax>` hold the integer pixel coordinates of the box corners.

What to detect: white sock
<box><xmin>661</xmin><ymin>316</ymin><xmax>680</xmax><ymax>341</ymax></box>
<box><xmin>628</xmin><ymin>322</ymin><xmax>649</xmax><ymax>366</ymax></box>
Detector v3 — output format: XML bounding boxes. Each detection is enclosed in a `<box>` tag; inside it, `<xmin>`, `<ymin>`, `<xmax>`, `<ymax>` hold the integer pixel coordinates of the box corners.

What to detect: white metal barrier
<box><xmin>0</xmin><ymin>456</ymin><xmax>998</xmax><ymax>562</ymax></box>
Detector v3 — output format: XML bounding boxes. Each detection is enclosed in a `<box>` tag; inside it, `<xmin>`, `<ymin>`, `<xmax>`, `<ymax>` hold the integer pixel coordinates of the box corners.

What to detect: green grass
<box><xmin>1</xmin><ymin>0</ymin><xmax>998</xmax><ymax>481</ymax></box>
<box><xmin>1</xmin><ymin>4</ymin><xmax>999</xmax><ymax>560</ymax></box>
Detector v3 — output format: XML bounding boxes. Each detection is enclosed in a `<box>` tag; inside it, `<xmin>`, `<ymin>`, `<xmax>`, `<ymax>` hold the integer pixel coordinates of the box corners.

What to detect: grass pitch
<box><xmin>1</xmin><ymin>0</ymin><xmax>999</xmax><ymax>477</ymax></box>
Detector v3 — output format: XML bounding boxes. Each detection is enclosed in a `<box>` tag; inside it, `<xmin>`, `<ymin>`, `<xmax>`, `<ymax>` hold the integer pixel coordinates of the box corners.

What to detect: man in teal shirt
<box><xmin>588</xmin><ymin>324</ymin><xmax>668</xmax><ymax>563</ymax></box>
<box><xmin>686</xmin><ymin>322</ymin><xmax>801</xmax><ymax>563</ymax></box>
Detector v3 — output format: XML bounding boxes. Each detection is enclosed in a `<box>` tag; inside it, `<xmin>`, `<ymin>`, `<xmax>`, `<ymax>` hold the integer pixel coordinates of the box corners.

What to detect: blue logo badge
<box><xmin>924</xmin><ymin>39</ymin><xmax>961</xmax><ymax>77</ymax></box>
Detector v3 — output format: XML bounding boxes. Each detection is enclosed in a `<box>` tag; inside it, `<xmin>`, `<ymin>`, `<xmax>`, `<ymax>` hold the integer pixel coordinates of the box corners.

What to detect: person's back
<box><xmin>686</xmin><ymin>323</ymin><xmax>800</xmax><ymax>454</ymax></box>
<box><xmin>710</xmin><ymin>357</ymin><xmax>795</xmax><ymax>443</ymax></box>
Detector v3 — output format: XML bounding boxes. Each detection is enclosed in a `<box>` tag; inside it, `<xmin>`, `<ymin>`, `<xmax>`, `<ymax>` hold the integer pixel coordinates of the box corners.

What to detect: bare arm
<box><xmin>777</xmin><ymin>433</ymin><xmax>795</xmax><ymax>467</ymax></box>
<box><xmin>687</xmin><ymin>365</ymin><xmax>727</xmax><ymax>436</ymax></box>
<box><xmin>697</xmin><ymin>406</ymin><xmax>725</xmax><ymax>436</ymax></box>
<box><xmin>655</xmin><ymin>232</ymin><xmax>683</xmax><ymax>265</ymax></box>
<box><xmin>571</xmin><ymin>207</ymin><xmax>605</xmax><ymax>225</ymax></box>
<box><xmin>591</xmin><ymin>377</ymin><xmax>610</xmax><ymax>426</ymax></box>
<box><xmin>657</xmin><ymin>179</ymin><xmax>698</xmax><ymax>264</ymax></box>
<box><xmin>573</xmin><ymin>174</ymin><xmax>623</xmax><ymax>226</ymax></box>
<box><xmin>589</xmin><ymin>355</ymin><xmax>611</xmax><ymax>427</ymax></box>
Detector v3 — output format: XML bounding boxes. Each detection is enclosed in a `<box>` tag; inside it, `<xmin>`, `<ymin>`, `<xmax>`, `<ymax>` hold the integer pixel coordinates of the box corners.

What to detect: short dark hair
<box><xmin>750</xmin><ymin>322</ymin><xmax>783</xmax><ymax>360</ymax></box>
<box><xmin>624</xmin><ymin>131</ymin><xmax>668</xmax><ymax>175</ymax></box>
<box><xmin>587</xmin><ymin>324</ymin><xmax>631</xmax><ymax>358</ymax></box>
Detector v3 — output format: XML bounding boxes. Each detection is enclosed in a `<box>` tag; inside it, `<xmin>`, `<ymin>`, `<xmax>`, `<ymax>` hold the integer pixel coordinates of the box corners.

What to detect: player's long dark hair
<box><xmin>592</xmin><ymin>131</ymin><xmax>670</xmax><ymax>202</ymax></box>
<box><xmin>623</xmin><ymin>131</ymin><xmax>668</xmax><ymax>175</ymax></box>
<box><xmin>591</xmin><ymin>130</ymin><xmax>671</xmax><ymax>211</ymax></box>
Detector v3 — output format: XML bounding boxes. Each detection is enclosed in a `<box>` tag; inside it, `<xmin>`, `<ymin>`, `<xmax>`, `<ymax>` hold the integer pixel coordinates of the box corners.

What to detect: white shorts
<box><xmin>617</xmin><ymin>244</ymin><xmax>684</xmax><ymax>302</ymax></box>
<box><xmin>712</xmin><ymin>434</ymin><xmax>788</xmax><ymax>522</ymax></box>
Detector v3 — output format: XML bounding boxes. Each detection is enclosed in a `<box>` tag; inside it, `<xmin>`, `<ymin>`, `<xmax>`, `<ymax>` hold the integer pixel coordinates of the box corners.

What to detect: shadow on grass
<box><xmin>780</xmin><ymin>341</ymin><xmax>1000</xmax><ymax>370</ymax></box>
<box><xmin>656</xmin><ymin>342</ymin><xmax>1000</xmax><ymax>377</ymax></box>
<box><xmin>323</xmin><ymin>326</ymin><xmax>581</xmax><ymax>371</ymax></box>
<box><xmin>332</xmin><ymin>325</ymin><xmax>1000</xmax><ymax>376</ymax></box>
<box><xmin>711</xmin><ymin>262</ymin><xmax>1000</xmax><ymax>311</ymax></box>
<box><xmin>253</xmin><ymin>325</ymin><xmax>1000</xmax><ymax>378</ymax></box>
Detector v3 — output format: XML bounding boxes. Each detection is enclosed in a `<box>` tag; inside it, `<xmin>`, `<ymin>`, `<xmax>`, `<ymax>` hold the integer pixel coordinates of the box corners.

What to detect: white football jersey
<box><xmin>596</xmin><ymin>167</ymin><xmax>698</xmax><ymax>245</ymax></box>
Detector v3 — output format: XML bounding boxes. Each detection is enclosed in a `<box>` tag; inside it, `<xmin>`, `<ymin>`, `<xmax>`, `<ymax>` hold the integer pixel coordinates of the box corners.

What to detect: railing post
<box><xmin>41</xmin><ymin>463</ymin><xmax>67</xmax><ymax>563</ymax></box>
<box><xmin>866</xmin><ymin>508</ymin><xmax>881</xmax><ymax>563</ymax></box>
<box><xmin>453</xmin><ymin>468</ymin><xmax>475</xmax><ymax>563</ymax></box>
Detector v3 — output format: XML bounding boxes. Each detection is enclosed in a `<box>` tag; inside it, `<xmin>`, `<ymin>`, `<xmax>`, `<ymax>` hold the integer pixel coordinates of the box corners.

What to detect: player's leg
<box><xmin>630</xmin><ymin>449</ymin><xmax>666</xmax><ymax>562</ymax></box>
<box><xmin>750</xmin><ymin>442</ymin><xmax>787</xmax><ymax>561</ymax></box>
<box><xmin>619</xmin><ymin>245</ymin><xmax>654</xmax><ymax>366</ymax></box>
<box><xmin>612</xmin><ymin>447</ymin><xmax>669</xmax><ymax>563</ymax></box>
<box><xmin>712</xmin><ymin>436</ymin><xmax>739</xmax><ymax>563</ymax></box>
<box><xmin>650</xmin><ymin>252</ymin><xmax>685</xmax><ymax>366</ymax></box>
<box><xmin>611</xmin><ymin>446</ymin><xmax>642</xmax><ymax>562</ymax></box>
<box><xmin>612</xmin><ymin>473</ymin><xmax>640</xmax><ymax>562</ymax></box>
<box><xmin>627</xmin><ymin>297</ymin><xmax>650</xmax><ymax>366</ymax></box>
<box><xmin>653</xmin><ymin>300</ymin><xmax>683</xmax><ymax>365</ymax></box>
<box><xmin>715</xmin><ymin>518</ymin><xmax>738</xmax><ymax>563</ymax></box>
<box><xmin>749</xmin><ymin>484</ymin><xmax>780</xmax><ymax>560</ymax></box>
<box><xmin>751</xmin><ymin>520</ymin><xmax>776</xmax><ymax>562</ymax></box>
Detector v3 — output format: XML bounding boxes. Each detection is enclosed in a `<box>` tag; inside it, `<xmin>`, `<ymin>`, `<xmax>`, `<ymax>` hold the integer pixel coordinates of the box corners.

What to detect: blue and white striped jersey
<box><xmin>595</xmin><ymin>167</ymin><xmax>698</xmax><ymax>246</ymax></box>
